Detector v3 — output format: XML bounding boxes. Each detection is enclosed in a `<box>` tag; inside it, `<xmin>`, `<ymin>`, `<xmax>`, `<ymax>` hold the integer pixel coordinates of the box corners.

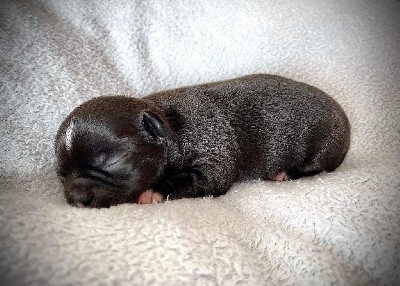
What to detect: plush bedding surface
<box><xmin>1</xmin><ymin>0</ymin><xmax>399</xmax><ymax>285</ymax></box>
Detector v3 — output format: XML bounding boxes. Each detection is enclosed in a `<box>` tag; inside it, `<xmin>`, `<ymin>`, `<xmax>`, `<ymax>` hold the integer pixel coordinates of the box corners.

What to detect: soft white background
<box><xmin>1</xmin><ymin>0</ymin><xmax>399</xmax><ymax>285</ymax></box>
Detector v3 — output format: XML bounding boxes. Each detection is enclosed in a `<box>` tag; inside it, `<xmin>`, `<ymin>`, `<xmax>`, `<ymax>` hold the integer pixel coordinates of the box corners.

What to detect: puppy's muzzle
<box><xmin>68</xmin><ymin>177</ymin><xmax>98</xmax><ymax>207</ymax></box>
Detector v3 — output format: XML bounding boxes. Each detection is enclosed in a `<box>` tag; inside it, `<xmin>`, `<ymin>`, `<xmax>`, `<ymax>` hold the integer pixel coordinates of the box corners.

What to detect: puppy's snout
<box><xmin>70</xmin><ymin>178</ymin><xmax>95</xmax><ymax>207</ymax></box>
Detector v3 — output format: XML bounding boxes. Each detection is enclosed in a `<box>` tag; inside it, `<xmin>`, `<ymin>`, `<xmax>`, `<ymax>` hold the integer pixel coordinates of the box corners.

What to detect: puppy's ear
<box><xmin>141</xmin><ymin>111</ymin><xmax>165</xmax><ymax>140</ymax></box>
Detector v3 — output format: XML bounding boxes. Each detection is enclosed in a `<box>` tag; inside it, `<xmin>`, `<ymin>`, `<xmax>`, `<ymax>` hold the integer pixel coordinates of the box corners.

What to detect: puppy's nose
<box><xmin>73</xmin><ymin>190</ymin><xmax>93</xmax><ymax>207</ymax></box>
<box><xmin>71</xmin><ymin>178</ymin><xmax>94</xmax><ymax>207</ymax></box>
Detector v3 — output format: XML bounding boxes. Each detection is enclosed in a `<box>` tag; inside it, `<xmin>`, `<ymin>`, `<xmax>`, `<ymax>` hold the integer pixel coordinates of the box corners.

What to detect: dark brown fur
<box><xmin>55</xmin><ymin>74</ymin><xmax>350</xmax><ymax>208</ymax></box>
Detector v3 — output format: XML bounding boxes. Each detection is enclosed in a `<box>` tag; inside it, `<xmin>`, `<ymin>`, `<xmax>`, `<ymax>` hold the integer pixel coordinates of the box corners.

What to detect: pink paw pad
<box><xmin>271</xmin><ymin>172</ymin><xmax>289</xmax><ymax>182</ymax></box>
<box><xmin>136</xmin><ymin>190</ymin><xmax>164</xmax><ymax>204</ymax></box>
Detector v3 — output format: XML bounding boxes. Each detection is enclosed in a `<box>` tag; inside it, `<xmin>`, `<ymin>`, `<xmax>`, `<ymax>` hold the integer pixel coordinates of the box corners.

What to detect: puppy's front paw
<box><xmin>136</xmin><ymin>189</ymin><xmax>164</xmax><ymax>204</ymax></box>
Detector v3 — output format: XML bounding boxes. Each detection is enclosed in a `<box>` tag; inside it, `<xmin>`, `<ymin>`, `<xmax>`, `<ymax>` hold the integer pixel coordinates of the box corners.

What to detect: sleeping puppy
<box><xmin>54</xmin><ymin>74</ymin><xmax>350</xmax><ymax>208</ymax></box>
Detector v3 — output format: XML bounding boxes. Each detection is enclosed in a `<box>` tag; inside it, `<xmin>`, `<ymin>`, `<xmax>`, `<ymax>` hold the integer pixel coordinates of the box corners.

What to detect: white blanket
<box><xmin>1</xmin><ymin>0</ymin><xmax>399</xmax><ymax>284</ymax></box>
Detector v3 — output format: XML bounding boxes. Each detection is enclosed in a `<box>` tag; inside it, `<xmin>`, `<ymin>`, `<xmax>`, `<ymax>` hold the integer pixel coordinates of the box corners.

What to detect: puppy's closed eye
<box><xmin>81</xmin><ymin>166</ymin><xmax>115</xmax><ymax>186</ymax></box>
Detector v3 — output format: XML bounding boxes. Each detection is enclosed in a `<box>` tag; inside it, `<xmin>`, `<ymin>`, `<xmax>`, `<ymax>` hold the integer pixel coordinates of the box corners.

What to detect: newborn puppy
<box><xmin>54</xmin><ymin>74</ymin><xmax>350</xmax><ymax>208</ymax></box>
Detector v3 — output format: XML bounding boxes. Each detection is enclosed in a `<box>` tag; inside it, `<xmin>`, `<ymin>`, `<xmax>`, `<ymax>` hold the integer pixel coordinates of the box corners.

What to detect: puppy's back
<box><xmin>189</xmin><ymin>74</ymin><xmax>350</xmax><ymax>178</ymax></box>
<box><xmin>148</xmin><ymin>74</ymin><xmax>350</xmax><ymax>180</ymax></box>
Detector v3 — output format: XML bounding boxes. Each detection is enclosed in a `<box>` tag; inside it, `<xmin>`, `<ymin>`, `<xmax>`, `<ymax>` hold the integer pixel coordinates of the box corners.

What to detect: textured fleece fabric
<box><xmin>1</xmin><ymin>0</ymin><xmax>399</xmax><ymax>285</ymax></box>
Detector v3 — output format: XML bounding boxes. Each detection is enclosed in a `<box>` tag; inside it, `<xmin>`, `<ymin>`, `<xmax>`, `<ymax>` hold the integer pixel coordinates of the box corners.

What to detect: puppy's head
<box><xmin>54</xmin><ymin>96</ymin><xmax>169</xmax><ymax>208</ymax></box>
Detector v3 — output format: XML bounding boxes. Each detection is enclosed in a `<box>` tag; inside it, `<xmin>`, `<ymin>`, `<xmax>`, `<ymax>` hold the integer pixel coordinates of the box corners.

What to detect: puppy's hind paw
<box><xmin>271</xmin><ymin>172</ymin><xmax>289</xmax><ymax>182</ymax></box>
